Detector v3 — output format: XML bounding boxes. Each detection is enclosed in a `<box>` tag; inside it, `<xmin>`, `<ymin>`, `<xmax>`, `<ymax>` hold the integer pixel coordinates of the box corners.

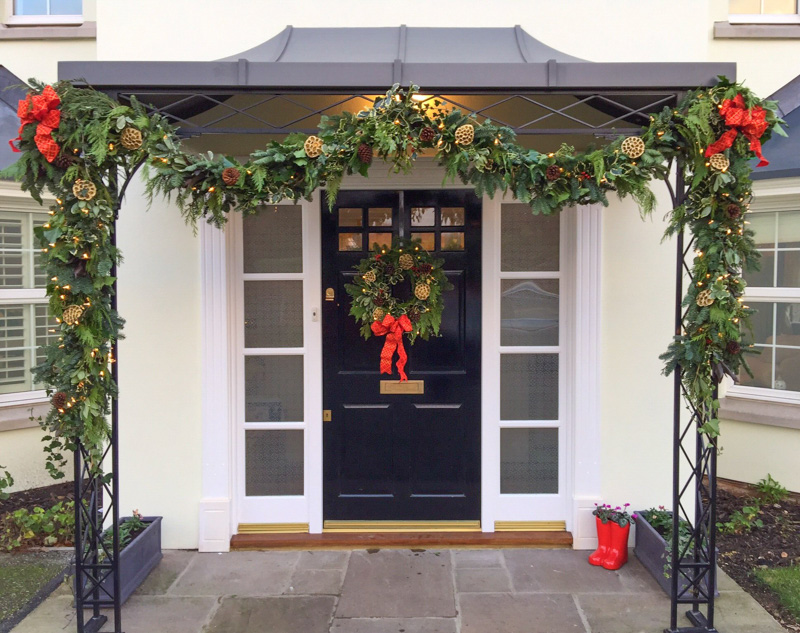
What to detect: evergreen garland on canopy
<box><xmin>2</xmin><ymin>76</ymin><xmax>783</xmax><ymax>472</ymax></box>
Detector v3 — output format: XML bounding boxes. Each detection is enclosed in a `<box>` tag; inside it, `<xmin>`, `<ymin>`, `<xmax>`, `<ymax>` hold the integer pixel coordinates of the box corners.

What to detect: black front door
<box><xmin>322</xmin><ymin>190</ymin><xmax>481</xmax><ymax>521</ymax></box>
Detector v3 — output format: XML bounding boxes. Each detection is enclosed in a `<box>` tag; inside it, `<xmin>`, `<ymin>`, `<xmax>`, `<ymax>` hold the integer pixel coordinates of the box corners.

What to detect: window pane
<box><xmin>729</xmin><ymin>0</ymin><xmax>764</xmax><ymax>12</ymax></box>
<box><xmin>411</xmin><ymin>232</ymin><xmax>435</xmax><ymax>251</ymax></box>
<box><xmin>764</xmin><ymin>0</ymin><xmax>796</xmax><ymax>13</ymax></box>
<box><xmin>441</xmin><ymin>207</ymin><xmax>464</xmax><ymax>226</ymax></box>
<box><xmin>245</xmin><ymin>430</ymin><xmax>304</xmax><ymax>496</ymax></box>
<box><xmin>0</xmin><ymin>304</ymin><xmax>30</xmax><ymax>394</ymax></box>
<box><xmin>410</xmin><ymin>207</ymin><xmax>435</xmax><ymax>226</ymax></box>
<box><xmin>368</xmin><ymin>233</ymin><xmax>392</xmax><ymax>249</ymax></box>
<box><xmin>440</xmin><ymin>232</ymin><xmax>464</xmax><ymax>251</ymax></box>
<box><xmin>744</xmin><ymin>251</ymin><xmax>774</xmax><ymax>288</ymax></box>
<box><xmin>0</xmin><ymin>216</ymin><xmax>24</xmax><ymax>288</ymax></box>
<box><xmin>368</xmin><ymin>208</ymin><xmax>392</xmax><ymax>227</ymax></box>
<box><xmin>338</xmin><ymin>233</ymin><xmax>362</xmax><ymax>251</ymax></box>
<box><xmin>245</xmin><ymin>355</ymin><xmax>303</xmax><ymax>422</ymax></box>
<box><xmin>501</xmin><ymin>279</ymin><xmax>559</xmax><ymax>346</ymax></box>
<box><xmin>338</xmin><ymin>208</ymin><xmax>362</xmax><ymax>227</ymax></box>
<box><xmin>49</xmin><ymin>0</ymin><xmax>82</xmax><ymax>13</ymax></box>
<box><xmin>34</xmin><ymin>304</ymin><xmax>58</xmax><ymax>379</ymax></box>
<box><xmin>244</xmin><ymin>281</ymin><xmax>303</xmax><ymax>348</ymax></box>
<box><xmin>777</xmin><ymin>251</ymin><xmax>800</xmax><ymax>288</ymax></box>
<box><xmin>243</xmin><ymin>206</ymin><xmax>302</xmax><ymax>273</ymax></box>
<box><xmin>501</xmin><ymin>428</ymin><xmax>558</xmax><ymax>494</ymax></box>
<box><xmin>740</xmin><ymin>346</ymin><xmax>775</xmax><ymax>389</ymax></box>
<box><xmin>501</xmin><ymin>354</ymin><xmax>558</xmax><ymax>420</ymax></box>
<box><xmin>745</xmin><ymin>301</ymin><xmax>774</xmax><ymax>347</ymax></box>
<box><xmin>776</xmin><ymin>346</ymin><xmax>800</xmax><ymax>391</ymax></box>
<box><xmin>777</xmin><ymin>211</ymin><xmax>800</xmax><ymax>248</ymax></box>
<box><xmin>501</xmin><ymin>203</ymin><xmax>559</xmax><ymax>272</ymax></box>
<box><xmin>748</xmin><ymin>212</ymin><xmax>776</xmax><ymax>248</ymax></box>
<box><xmin>14</xmin><ymin>0</ymin><xmax>47</xmax><ymax>14</ymax></box>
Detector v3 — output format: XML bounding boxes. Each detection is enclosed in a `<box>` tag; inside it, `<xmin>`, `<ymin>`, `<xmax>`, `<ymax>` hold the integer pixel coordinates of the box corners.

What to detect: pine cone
<box><xmin>726</xmin><ymin>203</ymin><xmax>742</xmax><ymax>219</ymax></box>
<box><xmin>727</xmin><ymin>341</ymin><xmax>741</xmax><ymax>355</ymax></box>
<box><xmin>53</xmin><ymin>153</ymin><xmax>75</xmax><ymax>170</ymax></box>
<box><xmin>357</xmin><ymin>143</ymin><xmax>373</xmax><ymax>165</ymax></box>
<box><xmin>417</xmin><ymin>263</ymin><xmax>433</xmax><ymax>275</ymax></box>
<box><xmin>408</xmin><ymin>307</ymin><xmax>421</xmax><ymax>324</ymax></box>
<box><xmin>51</xmin><ymin>391</ymin><xmax>68</xmax><ymax>410</ymax></box>
<box><xmin>222</xmin><ymin>167</ymin><xmax>240</xmax><ymax>186</ymax></box>
<box><xmin>373</xmin><ymin>294</ymin><xmax>386</xmax><ymax>307</ymax></box>
<box><xmin>384</xmin><ymin>263</ymin><xmax>395</xmax><ymax>276</ymax></box>
<box><xmin>419</xmin><ymin>127</ymin><xmax>436</xmax><ymax>143</ymax></box>
<box><xmin>546</xmin><ymin>165</ymin><xmax>561</xmax><ymax>181</ymax></box>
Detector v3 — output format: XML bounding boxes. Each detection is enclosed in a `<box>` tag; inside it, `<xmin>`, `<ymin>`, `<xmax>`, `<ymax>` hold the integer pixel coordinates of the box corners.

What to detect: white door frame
<box><xmin>197</xmin><ymin>164</ymin><xmax>602</xmax><ymax>551</ymax></box>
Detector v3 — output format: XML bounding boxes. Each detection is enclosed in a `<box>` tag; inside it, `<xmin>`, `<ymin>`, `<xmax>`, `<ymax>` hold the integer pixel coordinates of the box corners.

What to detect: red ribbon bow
<box><xmin>371</xmin><ymin>314</ymin><xmax>413</xmax><ymax>382</ymax></box>
<box><xmin>10</xmin><ymin>85</ymin><xmax>61</xmax><ymax>162</ymax></box>
<box><xmin>704</xmin><ymin>93</ymin><xmax>769</xmax><ymax>167</ymax></box>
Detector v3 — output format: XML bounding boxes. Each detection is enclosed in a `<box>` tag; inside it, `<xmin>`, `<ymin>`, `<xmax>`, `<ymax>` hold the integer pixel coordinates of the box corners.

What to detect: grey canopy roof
<box><xmin>0</xmin><ymin>66</ymin><xmax>29</xmax><ymax>171</ymax></box>
<box><xmin>751</xmin><ymin>73</ymin><xmax>800</xmax><ymax>180</ymax></box>
<box><xmin>59</xmin><ymin>25</ymin><xmax>733</xmax><ymax>91</ymax></box>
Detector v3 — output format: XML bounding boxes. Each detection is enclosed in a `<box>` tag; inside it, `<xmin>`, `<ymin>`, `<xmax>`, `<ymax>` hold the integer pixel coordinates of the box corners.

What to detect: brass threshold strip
<box><xmin>238</xmin><ymin>523</ymin><xmax>309</xmax><ymax>534</ymax></box>
<box><xmin>323</xmin><ymin>520</ymin><xmax>481</xmax><ymax>533</ymax></box>
<box><xmin>494</xmin><ymin>521</ymin><xmax>567</xmax><ymax>532</ymax></box>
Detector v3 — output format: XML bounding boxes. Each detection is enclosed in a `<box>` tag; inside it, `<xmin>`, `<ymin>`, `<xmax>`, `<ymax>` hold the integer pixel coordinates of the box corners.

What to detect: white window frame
<box><xmin>729</xmin><ymin>0</ymin><xmax>800</xmax><ymax>23</ymax></box>
<box><xmin>4</xmin><ymin>0</ymin><xmax>82</xmax><ymax>25</ymax></box>
<box><xmin>0</xmin><ymin>185</ymin><xmax>54</xmax><ymax>408</ymax></box>
<box><xmin>726</xmin><ymin>177</ymin><xmax>800</xmax><ymax>404</ymax></box>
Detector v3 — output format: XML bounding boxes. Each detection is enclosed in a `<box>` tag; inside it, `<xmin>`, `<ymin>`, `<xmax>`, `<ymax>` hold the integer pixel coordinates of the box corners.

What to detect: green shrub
<box><xmin>0</xmin><ymin>501</ymin><xmax>75</xmax><ymax>550</ymax></box>
<box><xmin>756</xmin><ymin>474</ymin><xmax>788</xmax><ymax>505</ymax></box>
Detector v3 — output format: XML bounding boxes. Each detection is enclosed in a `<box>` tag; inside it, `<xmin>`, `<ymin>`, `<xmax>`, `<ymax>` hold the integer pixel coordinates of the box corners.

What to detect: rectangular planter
<box><xmin>77</xmin><ymin>516</ymin><xmax>162</xmax><ymax>606</ymax></box>
<box><xmin>634</xmin><ymin>511</ymin><xmax>717</xmax><ymax>601</ymax></box>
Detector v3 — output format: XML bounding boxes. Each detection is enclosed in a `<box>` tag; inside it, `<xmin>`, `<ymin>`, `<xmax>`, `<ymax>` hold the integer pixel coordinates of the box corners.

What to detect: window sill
<box><xmin>0</xmin><ymin>398</ymin><xmax>48</xmax><ymax>432</ymax></box>
<box><xmin>714</xmin><ymin>21</ymin><xmax>800</xmax><ymax>39</ymax></box>
<box><xmin>0</xmin><ymin>20</ymin><xmax>95</xmax><ymax>40</ymax></box>
<box><xmin>719</xmin><ymin>394</ymin><xmax>800</xmax><ymax>430</ymax></box>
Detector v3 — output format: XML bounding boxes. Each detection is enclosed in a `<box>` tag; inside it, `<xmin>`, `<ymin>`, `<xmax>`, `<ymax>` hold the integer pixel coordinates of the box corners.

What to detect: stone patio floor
<box><xmin>12</xmin><ymin>548</ymin><xmax>785</xmax><ymax>633</ymax></box>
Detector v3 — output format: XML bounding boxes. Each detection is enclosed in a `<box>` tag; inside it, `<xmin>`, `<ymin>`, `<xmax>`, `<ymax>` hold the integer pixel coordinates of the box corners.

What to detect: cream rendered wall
<box><xmin>116</xmin><ymin>177</ymin><xmax>202</xmax><ymax>549</ymax></box>
<box><xmin>1</xmin><ymin>427</ymin><xmax>67</xmax><ymax>491</ymax></box>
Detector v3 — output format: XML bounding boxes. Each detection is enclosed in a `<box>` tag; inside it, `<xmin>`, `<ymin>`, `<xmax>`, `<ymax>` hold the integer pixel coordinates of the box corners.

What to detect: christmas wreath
<box><xmin>345</xmin><ymin>239</ymin><xmax>453</xmax><ymax>380</ymax></box>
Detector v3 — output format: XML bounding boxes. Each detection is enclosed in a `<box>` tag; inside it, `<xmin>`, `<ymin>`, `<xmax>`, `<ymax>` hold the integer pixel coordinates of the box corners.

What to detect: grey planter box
<box><xmin>77</xmin><ymin>516</ymin><xmax>162</xmax><ymax>606</ymax></box>
<box><xmin>634</xmin><ymin>511</ymin><xmax>717</xmax><ymax>601</ymax></box>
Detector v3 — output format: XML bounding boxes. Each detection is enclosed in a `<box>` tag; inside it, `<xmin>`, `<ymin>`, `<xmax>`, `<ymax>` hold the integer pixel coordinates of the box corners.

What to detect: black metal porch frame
<box><xmin>69</xmin><ymin>80</ymin><xmax>724</xmax><ymax>633</ymax></box>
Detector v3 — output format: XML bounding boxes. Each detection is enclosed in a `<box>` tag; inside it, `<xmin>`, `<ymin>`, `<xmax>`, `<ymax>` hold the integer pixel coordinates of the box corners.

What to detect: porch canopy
<box><xmin>59</xmin><ymin>25</ymin><xmax>735</xmax><ymax>154</ymax></box>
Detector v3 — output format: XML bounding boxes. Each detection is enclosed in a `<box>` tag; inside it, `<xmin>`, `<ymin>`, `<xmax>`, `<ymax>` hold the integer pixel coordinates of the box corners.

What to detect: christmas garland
<box><xmin>345</xmin><ymin>239</ymin><xmax>453</xmax><ymax>380</ymax></box>
<box><xmin>0</xmin><ymin>77</ymin><xmax>783</xmax><ymax>475</ymax></box>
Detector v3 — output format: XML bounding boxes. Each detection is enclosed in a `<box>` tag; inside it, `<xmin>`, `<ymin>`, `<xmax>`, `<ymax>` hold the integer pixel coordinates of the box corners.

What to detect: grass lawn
<box><xmin>0</xmin><ymin>551</ymin><xmax>71</xmax><ymax>633</ymax></box>
<box><xmin>755</xmin><ymin>565</ymin><xmax>800</xmax><ymax>620</ymax></box>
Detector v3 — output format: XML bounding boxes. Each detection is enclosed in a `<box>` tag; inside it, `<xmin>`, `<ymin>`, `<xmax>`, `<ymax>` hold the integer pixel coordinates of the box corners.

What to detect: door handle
<box><xmin>323</xmin><ymin>409</ymin><xmax>332</xmax><ymax>422</ymax></box>
<box><xmin>325</xmin><ymin>288</ymin><xmax>335</xmax><ymax>302</ymax></box>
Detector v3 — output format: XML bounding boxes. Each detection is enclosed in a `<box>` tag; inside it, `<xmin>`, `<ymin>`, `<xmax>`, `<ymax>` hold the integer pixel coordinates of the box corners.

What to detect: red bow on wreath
<box><xmin>10</xmin><ymin>85</ymin><xmax>61</xmax><ymax>162</ymax></box>
<box><xmin>704</xmin><ymin>93</ymin><xmax>769</xmax><ymax>167</ymax></box>
<box><xmin>371</xmin><ymin>313</ymin><xmax>413</xmax><ymax>382</ymax></box>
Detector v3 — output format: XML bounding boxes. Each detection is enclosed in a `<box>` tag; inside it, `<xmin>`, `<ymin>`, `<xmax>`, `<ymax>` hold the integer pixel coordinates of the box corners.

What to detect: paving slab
<box><xmin>712</xmin><ymin>588</ymin><xmax>786</xmax><ymax>633</ymax></box>
<box><xmin>451</xmin><ymin>550</ymin><xmax>504</xmax><ymax>569</ymax></box>
<box><xmin>455</xmin><ymin>567</ymin><xmax>512</xmax><ymax>593</ymax></box>
<box><xmin>134</xmin><ymin>550</ymin><xmax>196</xmax><ymax>596</ymax></box>
<box><xmin>337</xmin><ymin>550</ymin><xmax>455</xmax><ymax>618</ymax></box>
<box><xmin>459</xmin><ymin>592</ymin><xmax>585</xmax><ymax>633</ymax></box>
<box><xmin>286</xmin><ymin>569</ymin><xmax>343</xmax><ymax>595</ymax></box>
<box><xmin>504</xmin><ymin>548</ymin><xmax>658</xmax><ymax>594</ymax></box>
<box><xmin>578</xmin><ymin>592</ymin><xmax>674</xmax><ymax>633</ymax></box>
<box><xmin>205</xmin><ymin>596</ymin><xmax>335</xmax><ymax>633</ymax></box>
<box><xmin>331</xmin><ymin>617</ymin><xmax>458</xmax><ymax>633</ymax></box>
<box><xmin>168</xmin><ymin>551</ymin><xmax>298</xmax><ymax>597</ymax></box>
<box><xmin>98</xmin><ymin>596</ymin><xmax>218</xmax><ymax>633</ymax></box>
<box><xmin>296</xmin><ymin>550</ymin><xmax>350</xmax><ymax>571</ymax></box>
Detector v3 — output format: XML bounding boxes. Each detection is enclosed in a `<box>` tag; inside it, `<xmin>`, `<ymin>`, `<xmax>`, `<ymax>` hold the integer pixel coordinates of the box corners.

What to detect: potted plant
<box><xmin>588</xmin><ymin>503</ymin><xmax>632</xmax><ymax>570</ymax></box>
<box><xmin>77</xmin><ymin>510</ymin><xmax>162</xmax><ymax>606</ymax></box>
<box><xmin>633</xmin><ymin>506</ymin><xmax>717</xmax><ymax>600</ymax></box>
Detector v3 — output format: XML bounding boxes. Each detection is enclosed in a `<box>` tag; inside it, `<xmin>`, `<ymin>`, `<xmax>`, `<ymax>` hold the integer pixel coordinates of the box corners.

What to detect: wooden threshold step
<box><xmin>230</xmin><ymin>530</ymin><xmax>573</xmax><ymax>550</ymax></box>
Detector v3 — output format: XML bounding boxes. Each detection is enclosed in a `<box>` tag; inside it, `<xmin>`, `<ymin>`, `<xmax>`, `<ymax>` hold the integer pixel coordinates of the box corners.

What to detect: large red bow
<box><xmin>371</xmin><ymin>314</ymin><xmax>413</xmax><ymax>382</ymax></box>
<box><xmin>705</xmin><ymin>94</ymin><xmax>769</xmax><ymax>167</ymax></box>
<box><xmin>10</xmin><ymin>85</ymin><xmax>61</xmax><ymax>162</ymax></box>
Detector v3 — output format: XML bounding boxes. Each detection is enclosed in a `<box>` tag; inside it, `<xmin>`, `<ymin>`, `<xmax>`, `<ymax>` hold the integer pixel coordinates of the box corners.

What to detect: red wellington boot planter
<box><xmin>588</xmin><ymin>517</ymin><xmax>611</xmax><ymax>566</ymax></box>
<box><xmin>602</xmin><ymin>522</ymin><xmax>630</xmax><ymax>570</ymax></box>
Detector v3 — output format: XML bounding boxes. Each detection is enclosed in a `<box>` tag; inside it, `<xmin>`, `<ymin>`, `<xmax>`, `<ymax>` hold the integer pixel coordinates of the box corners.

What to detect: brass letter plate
<box><xmin>380</xmin><ymin>380</ymin><xmax>424</xmax><ymax>394</ymax></box>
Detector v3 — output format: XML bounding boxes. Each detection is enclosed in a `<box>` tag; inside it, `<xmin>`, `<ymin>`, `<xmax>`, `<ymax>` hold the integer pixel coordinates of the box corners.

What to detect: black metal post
<box><xmin>665</xmin><ymin>165</ymin><xmax>719</xmax><ymax>633</ymax></box>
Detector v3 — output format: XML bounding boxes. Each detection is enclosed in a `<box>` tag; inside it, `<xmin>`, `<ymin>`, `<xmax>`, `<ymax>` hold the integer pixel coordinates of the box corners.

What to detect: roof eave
<box><xmin>58</xmin><ymin>60</ymin><xmax>736</xmax><ymax>92</ymax></box>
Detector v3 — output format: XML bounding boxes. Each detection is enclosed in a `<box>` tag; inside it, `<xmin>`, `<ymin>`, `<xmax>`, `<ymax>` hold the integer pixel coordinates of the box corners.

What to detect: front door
<box><xmin>322</xmin><ymin>190</ymin><xmax>481</xmax><ymax>521</ymax></box>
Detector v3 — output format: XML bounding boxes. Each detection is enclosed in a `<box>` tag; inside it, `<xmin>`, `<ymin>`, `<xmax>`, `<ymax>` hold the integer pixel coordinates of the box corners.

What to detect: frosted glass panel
<box><xmin>441</xmin><ymin>207</ymin><xmax>465</xmax><ymax>226</ymax></box>
<box><xmin>501</xmin><ymin>354</ymin><xmax>558</xmax><ymax>420</ymax></box>
<box><xmin>245</xmin><ymin>430</ymin><xmax>304</xmax><ymax>496</ymax></box>
<box><xmin>245</xmin><ymin>355</ymin><xmax>304</xmax><ymax>422</ymax></box>
<box><xmin>368</xmin><ymin>208</ymin><xmax>393</xmax><ymax>226</ymax></box>
<box><xmin>339</xmin><ymin>233</ymin><xmax>363</xmax><ymax>251</ymax></box>
<box><xmin>338</xmin><ymin>208</ymin><xmax>362</xmax><ymax>227</ymax></box>
<box><xmin>441</xmin><ymin>232</ymin><xmax>464</xmax><ymax>251</ymax></box>
<box><xmin>244</xmin><ymin>281</ymin><xmax>303</xmax><ymax>348</ymax></box>
<box><xmin>501</xmin><ymin>203</ymin><xmax>559</xmax><ymax>271</ymax></box>
<box><xmin>412</xmin><ymin>232</ymin><xmax>435</xmax><ymax>251</ymax></box>
<box><xmin>501</xmin><ymin>428</ymin><xmax>558</xmax><ymax>494</ymax></box>
<box><xmin>243</xmin><ymin>205</ymin><xmax>302</xmax><ymax>273</ymax></box>
<box><xmin>411</xmin><ymin>207</ymin><xmax>435</xmax><ymax>226</ymax></box>
<box><xmin>368</xmin><ymin>233</ymin><xmax>392</xmax><ymax>249</ymax></box>
<box><xmin>501</xmin><ymin>279</ymin><xmax>559</xmax><ymax>346</ymax></box>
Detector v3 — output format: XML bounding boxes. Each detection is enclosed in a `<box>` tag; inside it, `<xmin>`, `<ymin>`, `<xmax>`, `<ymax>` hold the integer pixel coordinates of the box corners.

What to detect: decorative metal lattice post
<box><xmin>666</xmin><ymin>165</ymin><xmax>719</xmax><ymax>633</ymax></box>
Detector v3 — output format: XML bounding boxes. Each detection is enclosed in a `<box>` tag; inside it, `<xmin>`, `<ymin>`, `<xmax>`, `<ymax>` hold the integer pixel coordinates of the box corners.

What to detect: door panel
<box><xmin>322</xmin><ymin>190</ymin><xmax>481</xmax><ymax>521</ymax></box>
